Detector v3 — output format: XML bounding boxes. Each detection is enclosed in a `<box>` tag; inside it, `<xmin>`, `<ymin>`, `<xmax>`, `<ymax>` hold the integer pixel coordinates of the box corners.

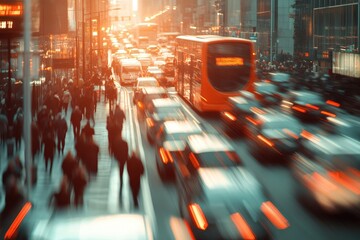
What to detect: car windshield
<box><xmin>166</xmin><ymin>131</ymin><xmax>200</xmax><ymax>142</ymax></box>
<box><xmin>263</xmin><ymin>118</ymin><xmax>300</xmax><ymax>132</ymax></box>
<box><xmin>195</xmin><ymin>151</ymin><xmax>242</xmax><ymax>168</ymax></box>
<box><xmin>155</xmin><ymin>108</ymin><xmax>184</xmax><ymax>120</ymax></box>
<box><xmin>296</xmin><ymin>94</ymin><xmax>323</xmax><ymax>104</ymax></box>
<box><xmin>256</xmin><ymin>83</ymin><xmax>276</xmax><ymax>93</ymax></box>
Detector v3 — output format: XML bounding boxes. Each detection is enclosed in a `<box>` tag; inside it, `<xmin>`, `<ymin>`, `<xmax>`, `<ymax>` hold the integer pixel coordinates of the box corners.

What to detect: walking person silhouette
<box><xmin>127</xmin><ymin>151</ymin><xmax>144</xmax><ymax>208</ymax></box>
<box><xmin>113</xmin><ymin>134</ymin><xmax>128</xmax><ymax>198</ymax></box>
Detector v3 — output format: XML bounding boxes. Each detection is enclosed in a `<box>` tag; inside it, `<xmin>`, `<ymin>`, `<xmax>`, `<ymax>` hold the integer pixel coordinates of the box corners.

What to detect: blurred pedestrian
<box><xmin>0</xmin><ymin>113</ymin><xmax>8</xmax><ymax>146</ymax></box>
<box><xmin>13</xmin><ymin>107</ymin><xmax>23</xmax><ymax>150</ymax></box>
<box><xmin>52</xmin><ymin>94</ymin><xmax>61</xmax><ymax>115</ymax></box>
<box><xmin>49</xmin><ymin>175</ymin><xmax>71</xmax><ymax>209</ymax></box>
<box><xmin>72</xmin><ymin>164</ymin><xmax>88</xmax><ymax>207</ymax></box>
<box><xmin>106</xmin><ymin>114</ymin><xmax>115</xmax><ymax>155</ymax></box>
<box><xmin>1</xmin><ymin>175</ymin><xmax>26</xmax><ymax>216</ymax></box>
<box><xmin>81</xmin><ymin>121</ymin><xmax>95</xmax><ymax>139</ymax></box>
<box><xmin>127</xmin><ymin>151</ymin><xmax>144</xmax><ymax>208</ymax></box>
<box><xmin>62</xmin><ymin>88</ymin><xmax>71</xmax><ymax>115</ymax></box>
<box><xmin>114</xmin><ymin>104</ymin><xmax>126</xmax><ymax>135</ymax></box>
<box><xmin>71</xmin><ymin>106</ymin><xmax>82</xmax><ymax>138</ymax></box>
<box><xmin>31</xmin><ymin>121</ymin><xmax>40</xmax><ymax>161</ymax></box>
<box><xmin>82</xmin><ymin>137</ymin><xmax>99</xmax><ymax>174</ymax></box>
<box><xmin>85</xmin><ymin>91</ymin><xmax>95</xmax><ymax>126</ymax></box>
<box><xmin>61</xmin><ymin>151</ymin><xmax>78</xmax><ymax>181</ymax></box>
<box><xmin>43</xmin><ymin>130</ymin><xmax>56</xmax><ymax>175</ymax></box>
<box><xmin>108</xmin><ymin>83</ymin><xmax>117</xmax><ymax>114</ymax></box>
<box><xmin>2</xmin><ymin>157</ymin><xmax>23</xmax><ymax>186</ymax></box>
<box><xmin>113</xmin><ymin>135</ymin><xmax>128</xmax><ymax>197</ymax></box>
<box><xmin>55</xmin><ymin>114</ymin><xmax>68</xmax><ymax>155</ymax></box>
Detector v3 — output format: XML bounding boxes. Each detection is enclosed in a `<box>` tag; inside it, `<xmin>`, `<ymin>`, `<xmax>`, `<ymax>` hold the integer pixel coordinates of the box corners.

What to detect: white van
<box><xmin>120</xmin><ymin>58</ymin><xmax>143</xmax><ymax>86</ymax></box>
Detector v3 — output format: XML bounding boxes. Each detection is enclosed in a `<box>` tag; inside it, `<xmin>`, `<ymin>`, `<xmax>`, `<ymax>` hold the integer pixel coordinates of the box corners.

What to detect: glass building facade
<box><xmin>313</xmin><ymin>0</ymin><xmax>359</xmax><ymax>54</ymax></box>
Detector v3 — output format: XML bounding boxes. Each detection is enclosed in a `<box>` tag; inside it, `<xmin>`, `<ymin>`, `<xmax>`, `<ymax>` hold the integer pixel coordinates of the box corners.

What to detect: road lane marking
<box><xmin>131</xmin><ymin>91</ymin><xmax>158</xmax><ymax>238</ymax></box>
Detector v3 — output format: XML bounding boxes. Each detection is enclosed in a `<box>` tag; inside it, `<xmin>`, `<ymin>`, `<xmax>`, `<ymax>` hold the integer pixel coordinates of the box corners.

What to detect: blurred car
<box><xmin>342</xmin><ymin>95</ymin><xmax>360</xmax><ymax>115</ymax></box>
<box><xmin>145</xmin><ymin>98</ymin><xmax>186</xmax><ymax>143</ymax></box>
<box><xmin>174</xmin><ymin>133</ymin><xmax>271</xmax><ymax>239</ymax></box>
<box><xmin>220</xmin><ymin>95</ymin><xmax>260</xmax><ymax>136</ymax></box>
<box><xmin>247</xmin><ymin>110</ymin><xmax>302</xmax><ymax>162</ymax></box>
<box><xmin>292</xmin><ymin>133</ymin><xmax>360</xmax><ymax>215</ymax></box>
<box><xmin>147</xmin><ymin>45</ymin><xmax>159</xmax><ymax>55</ymax></box>
<box><xmin>124</xmin><ymin>43</ymin><xmax>134</xmax><ymax>53</ymax></box>
<box><xmin>154</xmin><ymin>120</ymin><xmax>203</xmax><ymax>179</ymax></box>
<box><xmin>254</xmin><ymin>82</ymin><xmax>284</xmax><ymax>107</ymax></box>
<box><xmin>159</xmin><ymin>48</ymin><xmax>171</xmax><ymax>56</ymax></box>
<box><xmin>135</xmin><ymin>87</ymin><xmax>169</xmax><ymax>116</ymax></box>
<box><xmin>321</xmin><ymin>116</ymin><xmax>360</xmax><ymax>140</ymax></box>
<box><xmin>29</xmin><ymin>212</ymin><xmax>154</xmax><ymax>240</ymax></box>
<box><xmin>281</xmin><ymin>90</ymin><xmax>336</xmax><ymax>121</ymax></box>
<box><xmin>154</xmin><ymin>55</ymin><xmax>166</xmax><ymax>62</ymax></box>
<box><xmin>137</xmin><ymin>53</ymin><xmax>153</xmax><ymax>71</ymax></box>
<box><xmin>113</xmin><ymin>49</ymin><xmax>128</xmax><ymax>60</ymax></box>
<box><xmin>146</xmin><ymin>66</ymin><xmax>166</xmax><ymax>86</ymax></box>
<box><xmin>133</xmin><ymin>77</ymin><xmax>159</xmax><ymax>103</ymax></box>
<box><xmin>269</xmin><ymin>72</ymin><xmax>291</xmax><ymax>93</ymax></box>
<box><xmin>153</xmin><ymin>60</ymin><xmax>166</xmax><ymax>68</ymax></box>
<box><xmin>129</xmin><ymin>48</ymin><xmax>140</xmax><ymax>58</ymax></box>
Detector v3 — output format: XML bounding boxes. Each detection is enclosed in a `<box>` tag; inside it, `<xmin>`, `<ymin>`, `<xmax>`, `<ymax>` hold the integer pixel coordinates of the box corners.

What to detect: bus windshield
<box><xmin>207</xmin><ymin>42</ymin><xmax>251</xmax><ymax>92</ymax></box>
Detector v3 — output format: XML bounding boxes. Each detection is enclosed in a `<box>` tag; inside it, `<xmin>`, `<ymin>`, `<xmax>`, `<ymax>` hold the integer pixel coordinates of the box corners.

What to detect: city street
<box><xmin>0</xmin><ymin>1</ymin><xmax>359</xmax><ymax>239</ymax></box>
<box><xmin>1</xmin><ymin>82</ymin><xmax>360</xmax><ymax>240</ymax></box>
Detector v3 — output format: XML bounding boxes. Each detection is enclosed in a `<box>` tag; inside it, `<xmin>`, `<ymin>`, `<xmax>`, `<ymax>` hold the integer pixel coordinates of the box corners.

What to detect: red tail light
<box><xmin>328</xmin><ymin>171</ymin><xmax>360</xmax><ymax>195</ymax></box>
<box><xmin>224</xmin><ymin>111</ymin><xmax>236</xmax><ymax>121</ymax></box>
<box><xmin>321</xmin><ymin>111</ymin><xmax>336</xmax><ymax>118</ymax></box>
<box><xmin>231</xmin><ymin>213</ymin><xmax>256</xmax><ymax>240</ymax></box>
<box><xmin>159</xmin><ymin>147</ymin><xmax>173</xmax><ymax>164</ymax></box>
<box><xmin>188</xmin><ymin>203</ymin><xmax>208</xmax><ymax>230</ymax></box>
<box><xmin>292</xmin><ymin>106</ymin><xmax>307</xmax><ymax>113</ymax></box>
<box><xmin>305</xmin><ymin>103</ymin><xmax>319</xmax><ymax>110</ymax></box>
<box><xmin>261</xmin><ymin>201</ymin><xmax>289</xmax><ymax>230</ymax></box>
<box><xmin>282</xmin><ymin>128</ymin><xmax>299</xmax><ymax>139</ymax></box>
<box><xmin>189</xmin><ymin>153</ymin><xmax>200</xmax><ymax>169</ymax></box>
<box><xmin>257</xmin><ymin>135</ymin><xmax>274</xmax><ymax>147</ymax></box>
<box><xmin>250</xmin><ymin>107</ymin><xmax>265</xmax><ymax>115</ymax></box>
<box><xmin>326</xmin><ymin>100</ymin><xmax>340</xmax><ymax>107</ymax></box>
<box><xmin>146</xmin><ymin>118</ymin><xmax>155</xmax><ymax>127</ymax></box>
<box><xmin>246</xmin><ymin>116</ymin><xmax>260</xmax><ymax>126</ymax></box>
<box><xmin>300</xmin><ymin>130</ymin><xmax>319</xmax><ymax>143</ymax></box>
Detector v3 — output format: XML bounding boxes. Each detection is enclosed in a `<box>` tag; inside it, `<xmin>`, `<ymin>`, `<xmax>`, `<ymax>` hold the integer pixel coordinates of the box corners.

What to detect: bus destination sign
<box><xmin>216</xmin><ymin>57</ymin><xmax>244</xmax><ymax>66</ymax></box>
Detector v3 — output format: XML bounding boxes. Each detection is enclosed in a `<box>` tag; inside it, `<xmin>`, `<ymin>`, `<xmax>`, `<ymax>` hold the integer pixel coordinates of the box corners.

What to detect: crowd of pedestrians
<box><xmin>1</xmin><ymin>71</ymin><xmax>145</xmax><ymax>217</ymax></box>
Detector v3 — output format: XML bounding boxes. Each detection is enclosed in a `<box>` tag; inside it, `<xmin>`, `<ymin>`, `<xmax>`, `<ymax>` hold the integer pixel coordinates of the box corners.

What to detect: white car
<box><xmin>30</xmin><ymin>213</ymin><xmax>154</xmax><ymax>240</ymax></box>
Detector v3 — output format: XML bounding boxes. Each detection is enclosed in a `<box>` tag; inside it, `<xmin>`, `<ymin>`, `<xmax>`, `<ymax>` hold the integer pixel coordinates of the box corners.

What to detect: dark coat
<box><xmin>127</xmin><ymin>154</ymin><xmax>144</xmax><ymax>185</ymax></box>
<box><xmin>113</xmin><ymin>137</ymin><xmax>129</xmax><ymax>167</ymax></box>
<box><xmin>43</xmin><ymin>134</ymin><xmax>56</xmax><ymax>159</ymax></box>
<box><xmin>71</xmin><ymin>108</ymin><xmax>82</xmax><ymax>126</ymax></box>
<box><xmin>56</xmin><ymin>117</ymin><xmax>68</xmax><ymax>141</ymax></box>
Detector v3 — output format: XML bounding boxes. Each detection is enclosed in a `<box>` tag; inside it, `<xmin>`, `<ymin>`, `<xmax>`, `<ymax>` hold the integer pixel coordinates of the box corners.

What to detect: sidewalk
<box><xmin>1</xmin><ymin>86</ymin><xmax>138</xmax><ymax>224</ymax></box>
